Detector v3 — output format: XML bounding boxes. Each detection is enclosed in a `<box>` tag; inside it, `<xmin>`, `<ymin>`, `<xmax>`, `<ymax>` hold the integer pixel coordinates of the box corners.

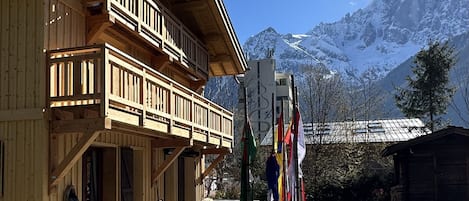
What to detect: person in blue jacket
<box><xmin>266</xmin><ymin>152</ymin><xmax>279</xmax><ymax>201</ymax></box>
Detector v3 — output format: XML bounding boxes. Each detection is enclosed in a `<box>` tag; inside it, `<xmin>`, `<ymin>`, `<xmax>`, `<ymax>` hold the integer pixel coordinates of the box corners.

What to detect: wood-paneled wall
<box><xmin>1</xmin><ymin>0</ymin><xmax>45</xmax><ymax>110</ymax></box>
<box><xmin>45</xmin><ymin>0</ymin><xmax>85</xmax><ymax>50</ymax></box>
<box><xmin>1</xmin><ymin>0</ymin><xmax>207</xmax><ymax>200</ymax></box>
<box><xmin>0</xmin><ymin>121</ymin><xmax>48</xmax><ymax>201</ymax></box>
<box><xmin>0</xmin><ymin>0</ymin><xmax>48</xmax><ymax>201</ymax></box>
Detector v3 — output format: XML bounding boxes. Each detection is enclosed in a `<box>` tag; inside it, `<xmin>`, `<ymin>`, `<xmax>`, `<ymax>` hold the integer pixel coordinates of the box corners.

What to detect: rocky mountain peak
<box><xmin>243</xmin><ymin>0</ymin><xmax>469</xmax><ymax>74</ymax></box>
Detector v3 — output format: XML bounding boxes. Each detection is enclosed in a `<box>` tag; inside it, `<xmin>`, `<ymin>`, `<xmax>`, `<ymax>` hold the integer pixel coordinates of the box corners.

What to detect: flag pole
<box><xmin>243</xmin><ymin>87</ymin><xmax>250</xmax><ymax>201</ymax></box>
<box><xmin>281</xmin><ymin>100</ymin><xmax>287</xmax><ymax>201</ymax></box>
<box><xmin>291</xmin><ymin>75</ymin><xmax>300</xmax><ymax>201</ymax></box>
<box><xmin>272</xmin><ymin>93</ymin><xmax>275</xmax><ymax>153</ymax></box>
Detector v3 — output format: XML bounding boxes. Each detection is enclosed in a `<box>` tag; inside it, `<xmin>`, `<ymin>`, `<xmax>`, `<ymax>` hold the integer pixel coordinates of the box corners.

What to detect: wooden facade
<box><xmin>0</xmin><ymin>0</ymin><xmax>246</xmax><ymax>200</ymax></box>
<box><xmin>382</xmin><ymin>126</ymin><xmax>469</xmax><ymax>201</ymax></box>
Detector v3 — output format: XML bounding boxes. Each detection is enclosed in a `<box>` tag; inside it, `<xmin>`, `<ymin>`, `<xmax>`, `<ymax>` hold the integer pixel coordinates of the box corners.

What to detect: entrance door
<box><xmin>121</xmin><ymin>147</ymin><xmax>134</xmax><ymax>201</ymax></box>
<box><xmin>82</xmin><ymin>147</ymin><xmax>117</xmax><ymax>201</ymax></box>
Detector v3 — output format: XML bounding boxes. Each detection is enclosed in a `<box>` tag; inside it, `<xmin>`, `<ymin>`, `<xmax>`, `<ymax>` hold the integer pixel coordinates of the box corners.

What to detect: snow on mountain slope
<box><xmin>243</xmin><ymin>0</ymin><xmax>469</xmax><ymax>75</ymax></box>
<box><xmin>205</xmin><ymin>0</ymin><xmax>469</xmax><ymax>114</ymax></box>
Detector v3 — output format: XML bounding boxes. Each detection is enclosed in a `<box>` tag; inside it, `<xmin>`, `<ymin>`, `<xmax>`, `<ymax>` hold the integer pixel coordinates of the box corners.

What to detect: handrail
<box><xmin>107</xmin><ymin>0</ymin><xmax>209</xmax><ymax>76</ymax></box>
<box><xmin>47</xmin><ymin>44</ymin><xmax>233</xmax><ymax>144</ymax></box>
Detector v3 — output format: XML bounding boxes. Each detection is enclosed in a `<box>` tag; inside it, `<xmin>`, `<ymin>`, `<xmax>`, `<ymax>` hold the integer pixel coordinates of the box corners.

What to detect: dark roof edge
<box><xmin>382</xmin><ymin>126</ymin><xmax>469</xmax><ymax>157</ymax></box>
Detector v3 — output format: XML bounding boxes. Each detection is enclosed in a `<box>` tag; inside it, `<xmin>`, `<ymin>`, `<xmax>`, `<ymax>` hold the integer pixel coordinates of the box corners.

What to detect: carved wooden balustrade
<box><xmin>47</xmin><ymin>44</ymin><xmax>233</xmax><ymax>148</ymax></box>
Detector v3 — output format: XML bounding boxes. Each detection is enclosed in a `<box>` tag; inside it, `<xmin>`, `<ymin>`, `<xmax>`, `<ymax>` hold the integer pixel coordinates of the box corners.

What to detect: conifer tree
<box><xmin>395</xmin><ymin>41</ymin><xmax>456</xmax><ymax>132</ymax></box>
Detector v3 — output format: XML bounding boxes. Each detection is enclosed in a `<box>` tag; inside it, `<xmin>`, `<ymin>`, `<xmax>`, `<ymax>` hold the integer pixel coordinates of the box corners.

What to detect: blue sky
<box><xmin>224</xmin><ymin>0</ymin><xmax>373</xmax><ymax>44</ymax></box>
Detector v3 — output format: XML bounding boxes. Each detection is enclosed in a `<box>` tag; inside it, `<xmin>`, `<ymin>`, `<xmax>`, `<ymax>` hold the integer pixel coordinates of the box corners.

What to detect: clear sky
<box><xmin>224</xmin><ymin>0</ymin><xmax>373</xmax><ymax>44</ymax></box>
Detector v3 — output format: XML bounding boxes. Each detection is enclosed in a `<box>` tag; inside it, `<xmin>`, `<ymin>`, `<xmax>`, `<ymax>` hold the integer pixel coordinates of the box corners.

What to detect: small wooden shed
<box><xmin>382</xmin><ymin>126</ymin><xmax>469</xmax><ymax>201</ymax></box>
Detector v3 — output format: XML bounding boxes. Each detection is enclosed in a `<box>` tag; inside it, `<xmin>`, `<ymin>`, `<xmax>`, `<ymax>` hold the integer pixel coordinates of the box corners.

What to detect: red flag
<box><xmin>284</xmin><ymin>122</ymin><xmax>292</xmax><ymax>145</ymax></box>
<box><xmin>277</xmin><ymin>112</ymin><xmax>284</xmax><ymax>153</ymax></box>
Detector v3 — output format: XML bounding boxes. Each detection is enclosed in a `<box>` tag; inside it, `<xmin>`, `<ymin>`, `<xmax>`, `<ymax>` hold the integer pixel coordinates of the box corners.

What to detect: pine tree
<box><xmin>395</xmin><ymin>40</ymin><xmax>457</xmax><ymax>132</ymax></box>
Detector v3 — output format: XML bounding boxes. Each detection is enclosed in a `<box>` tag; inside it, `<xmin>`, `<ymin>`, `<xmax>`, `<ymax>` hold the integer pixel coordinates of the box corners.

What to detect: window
<box><xmin>277</xmin><ymin>78</ymin><xmax>287</xmax><ymax>86</ymax></box>
<box><xmin>353</xmin><ymin>128</ymin><xmax>367</xmax><ymax>134</ymax></box>
<box><xmin>276</xmin><ymin>96</ymin><xmax>289</xmax><ymax>101</ymax></box>
<box><xmin>368</xmin><ymin>122</ymin><xmax>385</xmax><ymax>133</ymax></box>
<box><xmin>0</xmin><ymin>140</ymin><xmax>4</xmax><ymax>197</ymax></box>
<box><xmin>257</xmin><ymin>62</ymin><xmax>260</xmax><ymax>78</ymax></box>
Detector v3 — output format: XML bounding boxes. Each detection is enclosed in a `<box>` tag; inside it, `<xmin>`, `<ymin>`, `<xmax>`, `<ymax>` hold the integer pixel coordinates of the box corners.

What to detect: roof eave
<box><xmin>209</xmin><ymin>0</ymin><xmax>247</xmax><ymax>76</ymax></box>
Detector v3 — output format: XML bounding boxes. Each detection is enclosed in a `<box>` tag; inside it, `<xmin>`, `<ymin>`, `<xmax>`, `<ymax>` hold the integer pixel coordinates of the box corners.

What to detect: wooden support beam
<box><xmin>49</xmin><ymin>131</ymin><xmax>101</xmax><ymax>189</ymax></box>
<box><xmin>152</xmin><ymin>138</ymin><xmax>192</xmax><ymax>148</ymax></box>
<box><xmin>197</xmin><ymin>152</ymin><xmax>227</xmax><ymax>184</ymax></box>
<box><xmin>153</xmin><ymin>54</ymin><xmax>173</xmax><ymax>71</ymax></box>
<box><xmin>190</xmin><ymin>79</ymin><xmax>206</xmax><ymax>94</ymax></box>
<box><xmin>51</xmin><ymin>117</ymin><xmax>111</xmax><ymax>133</ymax></box>
<box><xmin>86</xmin><ymin>14</ymin><xmax>112</xmax><ymax>45</ymax></box>
<box><xmin>201</xmin><ymin>147</ymin><xmax>231</xmax><ymax>155</ymax></box>
<box><xmin>151</xmin><ymin>146</ymin><xmax>187</xmax><ymax>186</ymax></box>
<box><xmin>53</xmin><ymin>109</ymin><xmax>74</xmax><ymax>120</ymax></box>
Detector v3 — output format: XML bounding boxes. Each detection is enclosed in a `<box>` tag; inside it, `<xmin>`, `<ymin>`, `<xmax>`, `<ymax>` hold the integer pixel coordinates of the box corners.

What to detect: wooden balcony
<box><xmin>47</xmin><ymin>43</ymin><xmax>233</xmax><ymax>148</ymax></box>
<box><xmin>87</xmin><ymin>0</ymin><xmax>209</xmax><ymax>78</ymax></box>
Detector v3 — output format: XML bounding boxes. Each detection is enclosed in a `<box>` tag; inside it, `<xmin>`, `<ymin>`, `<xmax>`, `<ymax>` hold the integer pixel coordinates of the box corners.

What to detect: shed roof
<box><xmin>382</xmin><ymin>126</ymin><xmax>469</xmax><ymax>156</ymax></box>
<box><xmin>261</xmin><ymin>118</ymin><xmax>430</xmax><ymax>146</ymax></box>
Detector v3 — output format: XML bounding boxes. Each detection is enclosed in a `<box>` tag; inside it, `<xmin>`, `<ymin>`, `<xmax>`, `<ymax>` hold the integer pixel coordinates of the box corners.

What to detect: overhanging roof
<box><xmin>382</xmin><ymin>126</ymin><xmax>469</xmax><ymax>156</ymax></box>
<box><xmin>166</xmin><ymin>0</ymin><xmax>247</xmax><ymax>76</ymax></box>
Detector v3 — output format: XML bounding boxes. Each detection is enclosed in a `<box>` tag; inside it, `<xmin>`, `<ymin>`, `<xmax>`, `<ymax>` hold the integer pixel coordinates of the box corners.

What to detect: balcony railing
<box><xmin>102</xmin><ymin>0</ymin><xmax>209</xmax><ymax>77</ymax></box>
<box><xmin>47</xmin><ymin>44</ymin><xmax>232</xmax><ymax>148</ymax></box>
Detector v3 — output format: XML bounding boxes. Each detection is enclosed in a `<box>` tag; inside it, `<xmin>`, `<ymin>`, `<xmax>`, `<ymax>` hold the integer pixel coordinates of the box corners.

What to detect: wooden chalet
<box><xmin>382</xmin><ymin>126</ymin><xmax>469</xmax><ymax>201</ymax></box>
<box><xmin>0</xmin><ymin>0</ymin><xmax>246</xmax><ymax>200</ymax></box>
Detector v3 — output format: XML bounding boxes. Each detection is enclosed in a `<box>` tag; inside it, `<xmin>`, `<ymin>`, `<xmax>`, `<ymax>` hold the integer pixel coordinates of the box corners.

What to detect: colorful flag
<box><xmin>276</xmin><ymin>151</ymin><xmax>284</xmax><ymax>201</ymax></box>
<box><xmin>287</xmin><ymin>106</ymin><xmax>306</xmax><ymax>201</ymax></box>
<box><xmin>285</xmin><ymin>120</ymin><xmax>293</xmax><ymax>200</ymax></box>
<box><xmin>266</xmin><ymin>154</ymin><xmax>279</xmax><ymax>201</ymax></box>
<box><xmin>276</xmin><ymin>112</ymin><xmax>285</xmax><ymax>201</ymax></box>
<box><xmin>241</xmin><ymin>119</ymin><xmax>257</xmax><ymax>201</ymax></box>
<box><xmin>296</xmin><ymin>108</ymin><xmax>306</xmax><ymax>166</ymax></box>
<box><xmin>284</xmin><ymin>122</ymin><xmax>292</xmax><ymax>146</ymax></box>
<box><xmin>277</xmin><ymin>112</ymin><xmax>284</xmax><ymax>153</ymax></box>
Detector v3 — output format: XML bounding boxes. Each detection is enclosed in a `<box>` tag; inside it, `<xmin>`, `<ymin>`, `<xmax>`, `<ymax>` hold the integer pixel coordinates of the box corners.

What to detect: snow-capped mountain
<box><xmin>206</xmin><ymin>0</ymin><xmax>469</xmax><ymax>122</ymax></box>
<box><xmin>243</xmin><ymin>0</ymin><xmax>469</xmax><ymax>75</ymax></box>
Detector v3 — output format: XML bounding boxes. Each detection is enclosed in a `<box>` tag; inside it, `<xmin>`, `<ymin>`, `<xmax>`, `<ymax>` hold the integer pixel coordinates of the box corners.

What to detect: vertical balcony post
<box><xmin>141</xmin><ymin>69</ymin><xmax>147</xmax><ymax>126</ymax></box>
<box><xmin>206</xmin><ymin>104</ymin><xmax>211</xmax><ymax>143</ymax></box>
<box><xmin>137</xmin><ymin>0</ymin><xmax>143</xmax><ymax>33</ymax></box>
<box><xmin>161</xmin><ymin>8</ymin><xmax>166</xmax><ymax>51</ymax></box>
<box><xmin>101</xmin><ymin>46</ymin><xmax>110</xmax><ymax>117</ymax></box>
<box><xmin>190</xmin><ymin>94</ymin><xmax>195</xmax><ymax>139</ymax></box>
<box><xmin>168</xmin><ymin>82</ymin><xmax>174</xmax><ymax>133</ymax></box>
<box><xmin>46</xmin><ymin>51</ymin><xmax>51</xmax><ymax>110</ymax></box>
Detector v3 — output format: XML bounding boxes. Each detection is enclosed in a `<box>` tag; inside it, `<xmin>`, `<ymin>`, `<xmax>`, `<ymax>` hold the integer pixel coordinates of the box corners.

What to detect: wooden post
<box><xmin>49</xmin><ymin>131</ymin><xmax>100</xmax><ymax>189</ymax></box>
<box><xmin>101</xmin><ymin>46</ymin><xmax>110</xmax><ymax>117</ymax></box>
<box><xmin>151</xmin><ymin>146</ymin><xmax>187</xmax><ymax>186</ymax></box>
